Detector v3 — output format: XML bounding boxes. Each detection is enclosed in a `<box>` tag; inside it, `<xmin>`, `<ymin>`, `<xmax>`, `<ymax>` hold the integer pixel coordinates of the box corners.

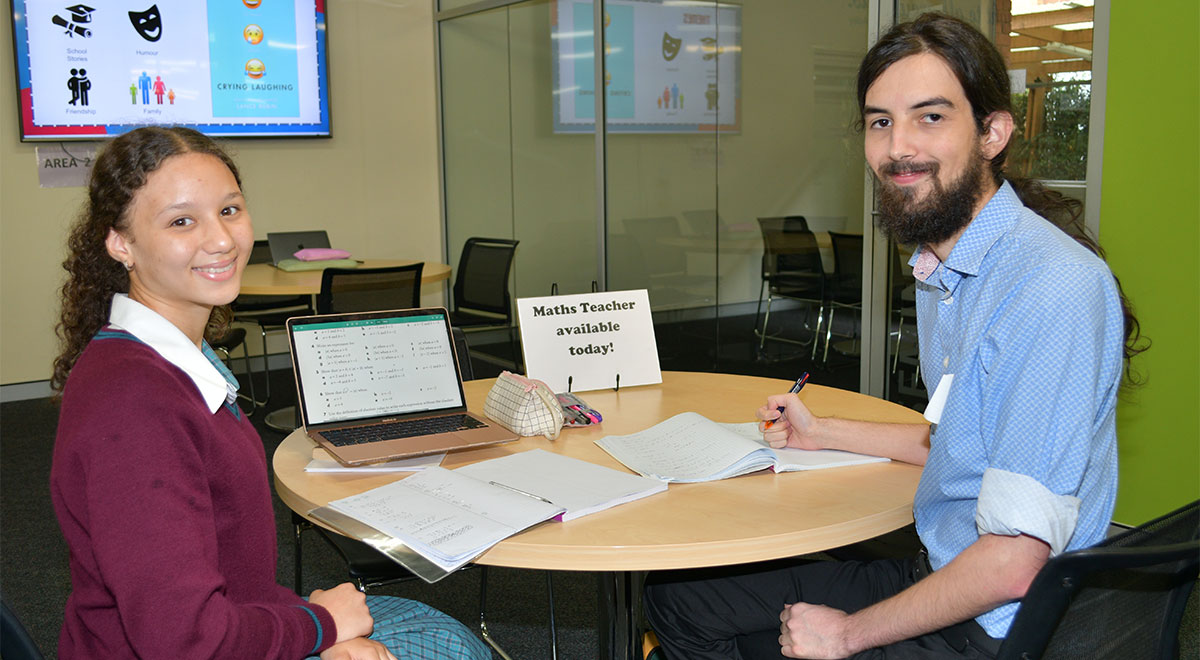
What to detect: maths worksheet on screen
<box><xmin>292</xmin><ymin>318</ymin><xmax>463</xmax><ymax>424</ymax></box>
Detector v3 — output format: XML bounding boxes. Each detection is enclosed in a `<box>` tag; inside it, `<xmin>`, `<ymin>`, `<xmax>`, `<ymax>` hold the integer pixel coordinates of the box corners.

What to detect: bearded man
<box><xmin>644</xmin><ymin>13</ymin><xmax>1140</xmax><ymax>659</ymax></box>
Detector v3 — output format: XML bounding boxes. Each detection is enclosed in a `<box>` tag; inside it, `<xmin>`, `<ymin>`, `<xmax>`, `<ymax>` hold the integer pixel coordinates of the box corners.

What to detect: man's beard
<box><xmin>873</xmin><ymin>149</ymin><xmax>986</xmax><ymax>246</ymax></box>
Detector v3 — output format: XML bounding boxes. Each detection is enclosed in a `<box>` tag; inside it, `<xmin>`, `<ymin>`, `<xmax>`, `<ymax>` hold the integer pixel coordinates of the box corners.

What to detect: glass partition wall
<box><xmin>439</xmin><ymin>0</ymin><xmax>1006</xmax><ymax>404</ymax></box>
<box><xmin>441</xmin><ymin>0</ymin><xmax>600</xmax><ymax>374</ymax></box>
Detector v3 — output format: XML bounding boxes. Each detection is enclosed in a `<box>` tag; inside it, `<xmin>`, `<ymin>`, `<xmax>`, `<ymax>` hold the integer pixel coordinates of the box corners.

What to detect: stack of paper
<box><xmin>304</xmin><ymin>449</ymin><xmax>444</xmax><ymax>473</ymax></box>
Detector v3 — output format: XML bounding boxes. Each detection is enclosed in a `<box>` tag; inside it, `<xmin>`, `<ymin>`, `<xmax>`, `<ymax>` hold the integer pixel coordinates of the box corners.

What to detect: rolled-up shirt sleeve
<box><xmin>976</xmin><ymin>467</ymin><xmax>1081</xmax><ymax>555</ymax></box>
<box><xmin>974</xmin><ymin>264</ymin><xmax>1122</xmax><ymax>556</ymax></box>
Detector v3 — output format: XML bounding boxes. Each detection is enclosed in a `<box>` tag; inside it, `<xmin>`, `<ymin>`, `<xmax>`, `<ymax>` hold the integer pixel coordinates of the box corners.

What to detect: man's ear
<box><xmin>105</xmin><ymin>228</ymin><xmax>132</xmax><ymax>268</ymax></box>
<box><xmin>981</xmin><ymin>111</ymin><xmax>1014</xmax><ymax>160</ymax></box>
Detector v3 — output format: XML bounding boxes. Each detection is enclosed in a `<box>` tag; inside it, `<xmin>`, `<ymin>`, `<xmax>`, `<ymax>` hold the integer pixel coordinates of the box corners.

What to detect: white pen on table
<box><xmin>488</xmin><ymin>481</ymin><xmax>556</xmax><ymax>505</ymax></box>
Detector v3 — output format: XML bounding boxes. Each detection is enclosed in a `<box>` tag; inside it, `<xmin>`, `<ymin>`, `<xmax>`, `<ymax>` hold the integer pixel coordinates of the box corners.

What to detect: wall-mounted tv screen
<box><xmin>10</xmin><ymin>0</ymin><xmax>330</xmax><ymax>140</ymax></box>
<box><xmin>552</xmin><ymin>0</ymin><xmax>741</xmax><ymax>134</ymax></box>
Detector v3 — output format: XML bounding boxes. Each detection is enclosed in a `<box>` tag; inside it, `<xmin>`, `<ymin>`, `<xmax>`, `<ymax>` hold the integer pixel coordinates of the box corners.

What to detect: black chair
<box><xmin>996</xmin><ymin>499</ymin><xmax>1199</xmax><ymax>660</ymax></box>
<box><xmin>231</xmin><ymin>239</ymin><xmax>315</xmax><ymax>408</ymax></box>
<box><xmin>754</xmin><ymin>216</ymin><xmax>826</xmax><ymax>357</ymax></box>
<box><xmin>1</xmin><ymin>595</ymin><xmax>45</xmax><ymax>660</ymax></box>
<box><xmin>449</xmin><ymin>238</ymin><xmax>520</xmax><ymax>367</ymax></box>
<box><xmin>317</xmin><ymin>264</ymin><xmax>424</xmax><ymax>315</ymax></box>
<box><xmin>821</xmin><ymin>232</ymin><xmax>864</xmax><ymax>363</ymax></box>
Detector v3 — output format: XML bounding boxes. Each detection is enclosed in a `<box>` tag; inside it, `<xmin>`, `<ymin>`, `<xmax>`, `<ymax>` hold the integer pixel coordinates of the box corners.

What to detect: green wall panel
<box><xmin>1100</xmin><ymin>0</ymin><xmax>1200</xmax><ymax>524</ymax></box>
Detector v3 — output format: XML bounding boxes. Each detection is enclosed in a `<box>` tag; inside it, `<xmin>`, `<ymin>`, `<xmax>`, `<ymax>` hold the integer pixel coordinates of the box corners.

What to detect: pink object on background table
<box><xmin>293</xmin><ymin>248</ymin><xmax>352</xmax><ymax>261</ymax></box>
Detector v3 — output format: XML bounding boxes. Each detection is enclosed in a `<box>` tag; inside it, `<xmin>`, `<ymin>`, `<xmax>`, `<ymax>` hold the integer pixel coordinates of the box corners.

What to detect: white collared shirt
<box><xmin>108</xmin><ymin>294</ymin><xmax>236</xmax><ymax>414</ymax></box>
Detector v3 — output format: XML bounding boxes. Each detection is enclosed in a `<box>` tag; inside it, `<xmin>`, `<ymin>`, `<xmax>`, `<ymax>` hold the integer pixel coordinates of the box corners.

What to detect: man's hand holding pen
<box><xmin>757</xmin><ymin>373</ymin><xmax>822</xmax><ymax>451</ymax></box>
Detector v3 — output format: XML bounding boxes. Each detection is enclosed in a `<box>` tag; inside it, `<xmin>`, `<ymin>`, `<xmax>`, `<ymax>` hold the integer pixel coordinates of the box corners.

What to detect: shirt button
<box><xmin>943</xmin><ymin>296</ymin><xmax>954</xmax><ymax>304</ymax></box>
<box><xmin>943</xmin><ymin>356</ymin><xmax>950</xmax><ymax>368</ymax></box>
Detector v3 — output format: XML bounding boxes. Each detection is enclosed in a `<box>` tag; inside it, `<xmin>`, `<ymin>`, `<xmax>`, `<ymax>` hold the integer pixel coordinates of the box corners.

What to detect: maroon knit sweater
<box><xmin>52</xmin><ymin>329</ymin><xmax>337</xmax><ymax>659</ymax></box>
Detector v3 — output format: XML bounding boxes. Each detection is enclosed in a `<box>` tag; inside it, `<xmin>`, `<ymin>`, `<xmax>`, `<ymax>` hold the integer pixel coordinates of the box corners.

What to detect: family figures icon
<box><xmin>132</xmin><ymin>71</ymin><xmax>172</xmax><ymax>105</ymax></box>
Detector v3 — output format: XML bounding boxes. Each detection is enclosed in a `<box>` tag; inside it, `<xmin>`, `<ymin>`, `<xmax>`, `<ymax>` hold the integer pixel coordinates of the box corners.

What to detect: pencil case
<box><xmin>483</xmin><ymin>371</ymin><xmax>564</xmax><ymax>440</ymax></box>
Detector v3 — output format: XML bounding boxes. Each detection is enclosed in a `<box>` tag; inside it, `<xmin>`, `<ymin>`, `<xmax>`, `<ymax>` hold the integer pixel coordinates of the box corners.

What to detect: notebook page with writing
<box><xmin>594</xmin><ymin>412</ymin><xmax>777</xmax><ymax>482</ymax></box>
<box><xmin>455</xmin><ymin>449</ymin><xmax>667</xmax><ymax>521</ymax></box>
<box><xmin>720</xmin><ymin>422</ymin><xmax>891</xmax><ymax>471</ymax></box>
<box><xmin>325</xmin><ymin>467</ymin><xmax>564</xmax><ymax>573</ymax></box>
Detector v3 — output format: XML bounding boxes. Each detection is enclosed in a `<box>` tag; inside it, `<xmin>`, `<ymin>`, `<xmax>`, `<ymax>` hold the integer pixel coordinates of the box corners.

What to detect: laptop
<box><xmin>285</xmin><ymin>307</ymin><xmax>517</xmax><ymax>466</ymax></box>
<box><xmin>267</xmin><ymin>230</ymin><xmax>331</xmax><ymax>266</ymax></box>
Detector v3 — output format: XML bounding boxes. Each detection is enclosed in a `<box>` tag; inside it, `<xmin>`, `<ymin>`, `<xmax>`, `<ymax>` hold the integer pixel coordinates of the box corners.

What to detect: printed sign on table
<box><xmin>517</xmin><ymin>289</ymin><xmax>661</xmax><ymax>393</ymax></box>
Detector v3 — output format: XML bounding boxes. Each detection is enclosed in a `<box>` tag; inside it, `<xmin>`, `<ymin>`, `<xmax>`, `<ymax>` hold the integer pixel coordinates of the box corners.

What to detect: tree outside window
<box><xmin>1010</xmin><ymin>71</ymin><xmax>1091</xmax><ymax>181</ymax></box>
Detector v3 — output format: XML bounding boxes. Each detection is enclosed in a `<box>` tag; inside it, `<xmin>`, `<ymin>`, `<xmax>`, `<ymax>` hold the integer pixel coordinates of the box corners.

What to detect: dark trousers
<box><xmin>644</xmin><ymin>554</ymin><xmax>1001</xmax><ymax>659</ymax></box>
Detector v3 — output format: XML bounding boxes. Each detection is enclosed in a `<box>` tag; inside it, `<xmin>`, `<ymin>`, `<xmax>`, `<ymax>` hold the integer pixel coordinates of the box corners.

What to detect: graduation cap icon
<box><xmin>52</xmin><ymin>5</ymin><xmax>95</xmax><ymax>37</ymax></box>
<box><xmin>66</xmin><ymin>5</ymin><xmax>96</xmax><ymax>23</ymax></box>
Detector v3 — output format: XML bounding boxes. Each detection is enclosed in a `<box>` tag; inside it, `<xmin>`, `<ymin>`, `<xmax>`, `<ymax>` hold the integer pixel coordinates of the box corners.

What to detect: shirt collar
<box><xmin>108</xmin><ymin>294</ymin><xmax>237</xmax><ymax>414</ymax></box>
<box><xmin>906</xmin><ymin>180</ymin><xmax>1022</xmax><ymax>281</ymax></box>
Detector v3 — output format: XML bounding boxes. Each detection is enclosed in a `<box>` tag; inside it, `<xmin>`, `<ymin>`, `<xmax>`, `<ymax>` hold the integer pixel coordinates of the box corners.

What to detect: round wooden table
<box><xmin>274</xmin><ymin>371</ymin><xmax>925</xmax><ymax>659</ymax></box>
<box><xmin>275</xmin><ymin>371</ymin><xmax>923</xmax><ymax>570</ymax></box>
<box><xmin>240</xmin><ymin>259</ymin><xmax>452</xmax><ymax>296</ymax></box>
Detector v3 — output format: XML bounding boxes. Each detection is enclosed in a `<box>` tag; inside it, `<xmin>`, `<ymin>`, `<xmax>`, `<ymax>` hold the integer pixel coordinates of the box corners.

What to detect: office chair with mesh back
<box><xmin>292</xmin><ymin>327</ymin><xmax>551</xmax><ymax>659</ymax></box>
<box><xmin>449</xmin><ymin>238</ymin><xmax>520</xmax><ymax>367</ymax></box>
<box><xmin>821</xmin><ymin>232</ymin><xmax>864</xmax><ymax>364</ymax></box>
<box><xmin>231</xmin><ymin>240</ymin><xmax>314</xmax><ymax>408</ymax></box>
<box><xmin>317</xmin><ymin>264</ymin><xmax>423</xmax><ymax>315</ymax></box>
<box><xmin>996</xmin><ymin>499</ymin><xmax>1199</xmax><ymax>660</ymax></box>
<box><xmin>754</xmin><ymin>217</ymin><xmax>826</xmax><ymax>357</ymax></box>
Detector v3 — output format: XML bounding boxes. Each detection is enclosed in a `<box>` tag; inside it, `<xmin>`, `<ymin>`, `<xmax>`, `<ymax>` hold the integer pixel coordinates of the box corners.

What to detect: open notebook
<box><xmin>595</xmin><ymin>412</ymin><xmax>889</xmax><ymax>483</ymax></box>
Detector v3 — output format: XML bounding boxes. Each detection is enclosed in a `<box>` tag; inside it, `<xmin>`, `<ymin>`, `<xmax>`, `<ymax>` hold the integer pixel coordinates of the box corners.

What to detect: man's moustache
<box><xmin>880</xmin><ymin>161</ymin><xmax>938</xmax><ymax>177</ymax></box>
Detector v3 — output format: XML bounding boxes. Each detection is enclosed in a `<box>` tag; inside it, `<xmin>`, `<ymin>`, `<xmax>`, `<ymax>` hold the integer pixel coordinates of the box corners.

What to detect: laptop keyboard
<box><xmin>322</xmin><ymin>414</ymin><xmax>487</xmax><ymax>447</ymax></box>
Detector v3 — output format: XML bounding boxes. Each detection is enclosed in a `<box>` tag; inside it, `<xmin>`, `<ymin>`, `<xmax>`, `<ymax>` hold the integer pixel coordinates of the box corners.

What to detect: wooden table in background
<box><xmin>240</xmin><ymin>259</ymin><xmax>452</xmax><ymax>296</ymax></box>
<box><xmin>274</xmin><ymin>371</ymin><xmax>926</xmax><ymax>659</ymax></box>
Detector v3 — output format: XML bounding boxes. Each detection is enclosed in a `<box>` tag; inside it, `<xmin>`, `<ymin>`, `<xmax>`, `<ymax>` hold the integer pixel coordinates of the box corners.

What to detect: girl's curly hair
<box><xmin>51</xmin><ymin>126</ymin><xmax>242</xmax><ymax>399</ymax></box>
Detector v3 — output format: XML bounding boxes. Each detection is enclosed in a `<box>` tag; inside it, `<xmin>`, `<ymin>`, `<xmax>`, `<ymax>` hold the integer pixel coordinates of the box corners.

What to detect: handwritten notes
<box><xmin>326</xmin><ymin>467</ymin><xmax>563</xmax><ymax>573</ymax></box>
<box><xmin>596</xmin><ymin>412</ymin><xmax>888</xmax><ymax>482</ymax></box>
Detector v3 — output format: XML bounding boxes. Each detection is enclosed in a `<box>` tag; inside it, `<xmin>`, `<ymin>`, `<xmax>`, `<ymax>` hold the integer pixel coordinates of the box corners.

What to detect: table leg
<box><xmin>598</xmin><ymin>571</ymin><xmax>642</xmax><ymax>660</ymax></box>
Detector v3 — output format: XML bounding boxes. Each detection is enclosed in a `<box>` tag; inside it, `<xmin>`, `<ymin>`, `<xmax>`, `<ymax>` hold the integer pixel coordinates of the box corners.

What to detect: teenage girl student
<box><xmin>50</xmin><ymin>126</ymin><xmax>490</xmax><ymax>660</ymax></box>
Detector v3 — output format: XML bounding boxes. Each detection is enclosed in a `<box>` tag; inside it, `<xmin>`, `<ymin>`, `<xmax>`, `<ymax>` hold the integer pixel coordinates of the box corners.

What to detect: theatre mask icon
<box><xmin>129</xmin><ymin>5</ymin><xmax>162</xmax><ymax>42</ymax></box>
<box><xmin>662</xmin><ymin>32</ymin><xmax>681</xmax><ymax>61</ymax></box>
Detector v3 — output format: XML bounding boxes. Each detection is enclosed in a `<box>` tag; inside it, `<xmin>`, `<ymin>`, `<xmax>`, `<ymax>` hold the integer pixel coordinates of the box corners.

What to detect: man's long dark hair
<box><xmin>856</xmin><ymin>12</ymin><xmax>1147</xmax><ymax>377</ymax></box>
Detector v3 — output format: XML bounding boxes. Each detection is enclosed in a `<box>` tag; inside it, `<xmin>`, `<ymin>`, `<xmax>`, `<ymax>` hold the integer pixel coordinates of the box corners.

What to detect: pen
<box><xmin>488</xmin><ymin>481</ymin><xmax>556</xmax><ymax>506</ymax></box>
<box><xmin>765</xmin><ymin>372</ymin><xmax>809</xmax><ymax>429</ymax></box>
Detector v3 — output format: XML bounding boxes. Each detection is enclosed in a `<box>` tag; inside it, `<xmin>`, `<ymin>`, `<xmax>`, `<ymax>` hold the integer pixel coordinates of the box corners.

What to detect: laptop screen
<box><xmin>289</xmin><ymin>310</ymin><xmax>467</xmax><ymax>426</ymax></box>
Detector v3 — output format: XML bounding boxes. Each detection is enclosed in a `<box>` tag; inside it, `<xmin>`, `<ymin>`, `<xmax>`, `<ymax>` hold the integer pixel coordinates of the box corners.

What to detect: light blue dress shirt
<box><xmin>908</xmin><ymin>181</ymin><xmax>1125</xmax><ymax>638</ymax></box>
